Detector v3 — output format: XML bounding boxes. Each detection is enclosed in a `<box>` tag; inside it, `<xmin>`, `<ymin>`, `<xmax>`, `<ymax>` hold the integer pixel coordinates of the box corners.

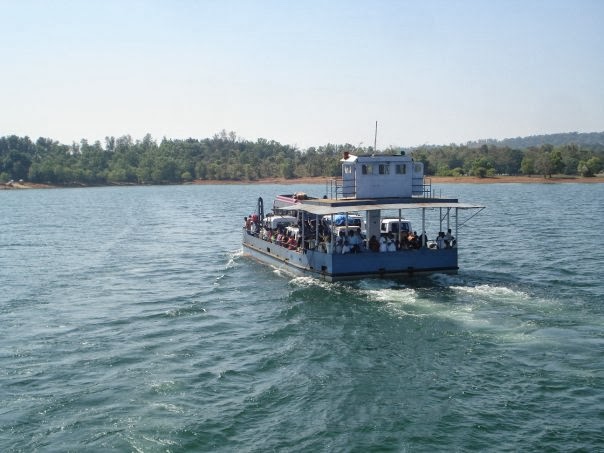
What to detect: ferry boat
<box><xmin>242</xmin><ymin>151</ymin><xmax>484</xmax><ymax>282</ymax></box>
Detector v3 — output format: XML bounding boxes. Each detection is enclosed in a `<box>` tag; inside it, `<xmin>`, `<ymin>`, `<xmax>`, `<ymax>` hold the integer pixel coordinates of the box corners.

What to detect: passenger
<box><xmin>399</xmin><ymin>232</ymin><xmax>408</xmax><ymax>249</ymax></box>
<box><xmin>392</xmin><ymin>234</ymin><xmax>400</xmax><ymax>250</ymax></box>
<box><xmin>368</xmin><ymin>235</ymin><xmax>380</xmax><ymax>252</ymax></box>
<box><xmin>408</xmin><ymin>231</ymin><xmax>418</xmax><ymax>249</ymax></box>
<box><xmin>419</xmin><ymin>231</ymin><xmax>428</xmax><ymax>248</ymax></box>
<box><xmin>349</xmin><ymin>229</ymin><xmax>362</xmax><ymax>253</ymax></box>
<box><xmin>342</xmin><ymin>237</ymin><xmax>351</xmax><ymax>254</ymax></box>
<box><xmin>444</xmin><ymin>228</ymin><xmax>455</xmax><ymax>248</ymax></box>
<box><xmin>352</xmin><ymin>230</ymin><xmax>363</xmax><ymax>253</ymax></box>
<box><xmin>334</xmin><ymin>230</ymin><xmax>345</xmax><ymax>254</ymax></box>
<box><xmin>354</xmin><ymin>230</ymin><xmax>365</xmax><ymax>251</ymax></box>
<box><xmin>379</xmin><ymin>236</ymin><xmax>388</xmax><ymax>252</ymax></box>
<box><xmin>305</xmin><ymin>219</ymin><xmax>316</xmax><ymax>237</ymax></box>
<box><xmin>436</xmin><ymin>231</ymin><xmax>446</xmax><ymax>249</ymax></box>
<box><xmin>387</xmin><ymin>235</ymin><xmax>397</xmax><ymax>252</ymax></box>
<box><xmin>287</xmin><ymin>234</ymin><xmax>298</xmax><ymax>250</ymax></box>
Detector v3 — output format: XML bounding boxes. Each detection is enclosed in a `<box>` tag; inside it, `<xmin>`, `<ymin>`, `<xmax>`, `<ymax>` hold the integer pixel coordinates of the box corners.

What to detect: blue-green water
<box><xmin>1</xmin><ymin>183</ymin><xmax>603</xmax><ymax>452</ymax></box>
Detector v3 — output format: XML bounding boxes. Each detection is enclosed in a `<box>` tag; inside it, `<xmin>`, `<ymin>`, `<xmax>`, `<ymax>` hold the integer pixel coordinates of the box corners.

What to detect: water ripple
<box><xmin>1</xmin><ymin>184</ymin><xmax>603</xmax><ymax>451</ymax></box>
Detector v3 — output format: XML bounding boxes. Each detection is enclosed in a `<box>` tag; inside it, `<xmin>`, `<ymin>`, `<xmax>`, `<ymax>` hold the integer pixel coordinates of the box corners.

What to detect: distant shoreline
<box><xmin>188</xmin><ymin>175</ymin><xmax>604</xmax><ymax>185</ymax></box>
<box><xmin>2</xmin><ymin>175</ymin><xmax>603</xmax><ymax>190</ymax></box>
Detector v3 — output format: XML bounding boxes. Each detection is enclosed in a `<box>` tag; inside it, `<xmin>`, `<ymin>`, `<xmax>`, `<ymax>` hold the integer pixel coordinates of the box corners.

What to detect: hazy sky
<box><xmin>1</xmin><ymin>0</ymin><xmax>603</xmax><ymax>149</ymax></box>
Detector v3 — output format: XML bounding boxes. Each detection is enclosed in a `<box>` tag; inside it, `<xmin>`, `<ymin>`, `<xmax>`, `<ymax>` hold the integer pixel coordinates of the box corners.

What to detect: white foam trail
<box><xmin>289</xmin><ymin>276</ymin><xmax>318</xmax><ymax>287</ymax></box>
<box><xmin>225</xmin><ymin>249</ymin><xmax>243</xmax><ymax>268</ymax></box>
<box><xmin>451</xmin><ymin>284</ymin><xmax>530</xmax><ymax>302</ymax></box>
<box><xmin>359</xmin><ymin>285</ymin><xmax>444</xmax><ymax>319</ymax></box>
<box><xmin>359</xmin><ymin>280</ymin><xmax>538</xmax><ymax>337</ymax></box>
<box><xmin>289</xmin><ymin>275</ymin><xmax>341</xmax><ymax>292</ymax></box>
<box><xmin>271</xmin><ymin>266</ymin><xmax>299</xmax><ymax>280</ymax></box>
<box><xmin>430</xmin><ymin>272</ymin><xmax>467</xmax><ymax>286</ymax></box>
<box><xmin>356</xmin><ymin>278</ymin><xmax>406</xmax><ymax>291</ymax></box>
<box><xmin>366</xmin><ymin>287</ymin><xmax>417</xmax><ymax>304</ymax></box>
<box><xmin>437</xmin><ymin>285</ymin><xmax>565</xmax><ymax>344</ymax></box>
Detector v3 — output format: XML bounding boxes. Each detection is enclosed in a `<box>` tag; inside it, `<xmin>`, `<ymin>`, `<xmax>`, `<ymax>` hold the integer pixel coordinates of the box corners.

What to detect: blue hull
<box><xmin>243</xmin><ymin>231</ymin><xmax>458</xmax><ymax>282</ymax></box>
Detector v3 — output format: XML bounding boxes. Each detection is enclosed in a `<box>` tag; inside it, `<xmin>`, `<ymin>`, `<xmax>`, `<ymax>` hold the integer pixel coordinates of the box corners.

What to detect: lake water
<box><xmin>1</xmin><ymin>182</ymin><xmax>603</xmax><ymax>452</ymax></box>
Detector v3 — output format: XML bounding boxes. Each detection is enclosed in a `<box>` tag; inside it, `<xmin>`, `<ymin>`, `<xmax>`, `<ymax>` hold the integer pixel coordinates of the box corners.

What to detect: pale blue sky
<box><xmin>1</xmin><ymin>0</ymin><xmax>603</xmax><ymax>149</ymax></box>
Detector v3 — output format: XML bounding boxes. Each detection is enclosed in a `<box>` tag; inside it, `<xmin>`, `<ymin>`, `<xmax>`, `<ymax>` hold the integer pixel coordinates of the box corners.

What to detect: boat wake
<box><xmin>332</xmin><ymin>273</ymin><xmax>568</xmax><ymax>344</ymax></box>
<box><xmin>429</xmin><ymin>272</ymin><xmax>467</xmax><ymax>286</ymax></box>
<box><xmin>450</xmin><ymin>284</ymin><xmax>530</xmax><ymax>303</ymax></box>
<box><xmin>278</xmin><ymin>269</ymin><xmax>594</xmax><ymax>354</ymax></box>
<box><xmin>225</xmin><ymin>248</ymin><xmax>243</xmax><ymax>268</ymax></box>
<box><xmin>289</xmin><ymin>275</ymin><xmax>332</xmax><ymax>290</ymax></box>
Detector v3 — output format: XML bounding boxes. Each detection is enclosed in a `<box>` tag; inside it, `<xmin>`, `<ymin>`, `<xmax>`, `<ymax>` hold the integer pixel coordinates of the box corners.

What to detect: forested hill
<box><xmin>1</xmin><ymin>130</ymin><xmax>603</xmax><ymax>185</ymax></box>
<box><xmin>465</xmin><ymin>131</ymin><xmax>604</xmax><ymax>149</ymax></box>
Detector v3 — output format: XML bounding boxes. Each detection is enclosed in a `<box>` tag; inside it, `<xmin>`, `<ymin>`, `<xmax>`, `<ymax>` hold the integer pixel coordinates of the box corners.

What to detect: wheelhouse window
<box><xmin>378</xmin><ymin>164</ymin><xmax>389</xmax><ymax>175</ymax></box>
<box><xmin>344</xmin><ymin>165</ymin><xmax>352</xmax><ymax>174</ymax></box>
<box><xmin>362</xmin><ymin>164</ymin><xmax>373</xmax><ymax>175</ymax></box>
<box><xmin>395</xmin><ymin>164</ymin><xmax>406</xmax><ymax>174</ymax></box>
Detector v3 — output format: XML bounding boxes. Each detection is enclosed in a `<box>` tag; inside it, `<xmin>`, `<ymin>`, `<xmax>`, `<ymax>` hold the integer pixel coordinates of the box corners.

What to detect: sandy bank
<box><xmin>0</xmin><ymin>182</ymin><xmax>56</xmax><ymax>190</ymax></box>
<box><xmin>190</xmin><ymin>175</ymin><xmax>604</xmax><ymax>185</ymax></box>
<box><xmin>2</xmin><ymin>175</ymin><xmax>602</xmax><ymax>190</ymax></box>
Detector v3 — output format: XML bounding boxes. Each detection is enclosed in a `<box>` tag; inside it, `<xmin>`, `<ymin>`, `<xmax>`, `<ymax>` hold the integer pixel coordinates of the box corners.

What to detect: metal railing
<box><xmin>422</xmin><ymin>177</ymin><xmax>432</xmax><ymax>198</ymax></box>
<box><xmin>327</xmin><ymin>178</ymin><xmax>350</xmax><ymax>199</ymax></box>
<box><xmin>328</xmin><ymin>177</ymin><xmax>433</xmax><ymax>200</ymax></box>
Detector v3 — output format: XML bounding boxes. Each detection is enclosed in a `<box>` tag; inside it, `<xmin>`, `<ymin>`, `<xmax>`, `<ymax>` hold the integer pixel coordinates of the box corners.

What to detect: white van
<box><xmin>265</xmin><ymin>215</ymin><xmax>297</xmax><ymax>230</ymax></box>
<box><xmin>334</xmin><ymin>225</ymin><xmax>362</xmax><ymax>237</ymax></box>
<box><xmin>380</xmin><ymin>218</ymin><xmax>411</xmax><ymax>236</ymax></box>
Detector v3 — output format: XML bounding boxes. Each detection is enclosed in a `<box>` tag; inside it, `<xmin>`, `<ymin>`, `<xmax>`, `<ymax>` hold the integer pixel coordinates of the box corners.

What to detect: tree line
<box><xmin>1</xmin><ymin>130</ymin><xmax>602</xmax><ymax>185</ymax></box>
<box><xmin>465</xmin><ymin>131</ymin><xmax>604</xmax><ymax>149</ymax></box>
<box><xmin>412</xmin><ymin>141</ymin><xmax>603</xmax><ymax>178</ymax></box>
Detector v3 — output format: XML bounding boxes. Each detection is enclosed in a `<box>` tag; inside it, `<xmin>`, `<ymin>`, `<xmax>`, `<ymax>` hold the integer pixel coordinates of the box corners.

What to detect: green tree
<box><xmin>280</xmin><ymin>158</ymin><xmax>295</xmax><ymax>179</ymax></box>
<box><xmin>534</xmin><ymin>145</ymin><xmax>556</xmax><ymax>177</ymax></box>
<box><xmin>520</xmin><ymin>156</ymin><xmax>535</xmax><ymax>175</ymax></box>
<box><xmin>549</xmin><ymin>148</ymin><xmax>563</xmax><ymax>175</ymax></box>
<box><xmin>436</xmin><ymin>163</ymin><xmax>452</xmax><ymax>176</ymax></box>
<box><xmin>578</xmin><ymin>156</ymin><xmax>602</xmax><ymax>176</ymax></box>
<box><xmin>535</xmin><ymin>153</ymin><xmax>553</xmax><ymax>177</ymax></box>
<box><xmin>469</xmin><ymin>157</ymin><xmax>494</xmax><ymax>177</ymax></box>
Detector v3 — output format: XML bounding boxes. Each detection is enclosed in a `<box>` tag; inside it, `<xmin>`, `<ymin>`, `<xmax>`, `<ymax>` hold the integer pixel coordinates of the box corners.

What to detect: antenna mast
<box><xmin>374</xmin><ymin>121</ymin><xmax>378</xmax><ymax>153</ymax></box>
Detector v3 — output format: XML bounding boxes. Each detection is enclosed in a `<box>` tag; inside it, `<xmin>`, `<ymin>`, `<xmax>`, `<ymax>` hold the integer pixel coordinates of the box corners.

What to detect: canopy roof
<box><xmin>294</xmin><ymin>201</ymin><xmax>485</xmax><ymax>216</ymax></box>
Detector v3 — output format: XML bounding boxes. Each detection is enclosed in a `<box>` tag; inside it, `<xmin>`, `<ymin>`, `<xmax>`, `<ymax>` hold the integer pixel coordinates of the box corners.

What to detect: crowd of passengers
<box><xmin>244</xmin><ymin>215</ymin><xmax>455</xmax><ymax>253</ymax></box>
